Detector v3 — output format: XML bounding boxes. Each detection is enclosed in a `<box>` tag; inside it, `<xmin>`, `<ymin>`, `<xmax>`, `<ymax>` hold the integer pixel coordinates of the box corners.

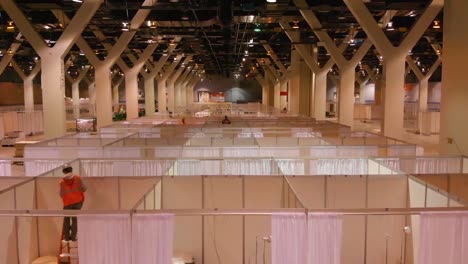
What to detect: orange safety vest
<box><xmin>60</xmin><ymin>175</ymin><xmax>85</xmax><ymax>206</ymax></box>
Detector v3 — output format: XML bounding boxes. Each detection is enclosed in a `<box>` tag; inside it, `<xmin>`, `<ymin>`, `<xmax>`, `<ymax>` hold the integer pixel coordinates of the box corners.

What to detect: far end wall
<box><xmin>193</xmin><ymin>77</ymin><xmax>261</xmax><ymax>103</ymax></box>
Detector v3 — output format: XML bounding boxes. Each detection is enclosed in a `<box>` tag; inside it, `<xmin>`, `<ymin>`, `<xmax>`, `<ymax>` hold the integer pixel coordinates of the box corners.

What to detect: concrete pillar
<box><xmin>289</xmin><ymin>50</ymin><xmax>300</xmax><ymax>114</ymax></box>
<box><xmin>338</xmin><ymin>67</ymin><xmax>356</xmax><ymax>128</ymax></box>
<box><xmin>280</xmin><ymin>81</ymin><xmax>288</xmax><ymax>111</ymax></box>
<box><xmin>381</xmin><ymin>55</ymin><xmax>407</xmax><ymax>138</ymax></box>
<box><xmin>167</xmin><ymin>57</ymin><xmax>190</xmax><ymax>112</ymax></box>
<box><xmin>314</xmin><ymin>71</ymin><xmax>328</xmax><ymax>120</ymax></box>
<box><xmin>157</xmin><ymin>54</ymin><xmax>183</xmax><ymax>113</ymax></box>
<box><xmin>41</xmin><ymin>55</ymin><xmax>67</xmax><ymax>136</ymax></box>
<box><xmin>157</xmin><ymin>79</ymin><xmax>167</xmax><ymax>113</ymax></box>
<box><xmin>87</xmin><ymin>79</ymin><xmax>96</xmax><ymax>117</ymax></box>
<box><xmin>299</xmin><ymin>59</ymin><xmax>312</xmax><ymax>116</ymax></box>
<box><xmin>94</xmin><ymin>65</ymin><xmax>113</xmax><ymax>128</ymax></box>
<box><xmin>440</xmin><ymin>0</ymin><xmax>468</xmax><ymax>155</ymax></box>
<box><xmin>24</xmin><ymin>78</ymin><xmax>34</xmax><ymax>112</ymax></box>
<box><xmin>344</xmin><ymin>0</ymin><xmax>443</xmax><ymax>139</ymax></box>
<box><xmin>124</xmin><ymin>70</ymin><xmax>139</xmax><ymax>120</ymax></box>
<box><xmin>11</xmin><ymin>59</ymin><xmax>40</xmax><ymax>112</ymax></box>
<box><xmin>112</xmin><ymin>75</ymin><xmax>124</xmax><ymax>112</ymax></box>
<box><xmin>418</xmin><ymin>78</ymin><xmax>429</xmax><ymax>112</ymax></box>
<box><xmin>3</xmin><ymin>0</ymin><xmax>101</xmax><ymax>138</ymax></box>
<box><xmin>72</xmin><ymin>82</ymin><xmax>80</xmax><ymax>118</ymax></box>
<box><xmin>262</xmin><ymin>82</ymin><xmax>269</xmax><ymax>106</ymax></box>
<box><xmin>144</xmin><ymin>77</ymin><xmax>155</xmax><ymax>114</ymax></box>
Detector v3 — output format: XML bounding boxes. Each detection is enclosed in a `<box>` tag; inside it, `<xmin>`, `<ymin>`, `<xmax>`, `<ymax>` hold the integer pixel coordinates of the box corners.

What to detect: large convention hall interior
<box><xmin>0</xmin><ymin>0</ymin><xmax>467</xmax><ymax>263</ymax></box>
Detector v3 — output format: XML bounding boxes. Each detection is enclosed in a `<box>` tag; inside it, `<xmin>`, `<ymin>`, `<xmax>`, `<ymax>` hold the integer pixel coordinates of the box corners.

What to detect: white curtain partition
<box><xmin>78</xmin><ymin>214</ymin><xmax>132</xmax><ymax>264</ymax></box>
<box><xmin>82</xmin><ymin>160</ymin><xmax>176</xmax><ymax>177</ymax></box>
<box><xmin>0</xmin><ymin>161</ymin><xmax>12</xmax><ymax>176</ymax></box>
<box><xmin>272</xmin><ymin>213</ymin><xmax>343</xmax><ymax>264</ymax></box>
<box><xmin>276</xmin><ymin>159</ymin><xmax>305</xmax><ymax>175</ymax></box>
<box><xmin>223</xmin><ymin>159</ymin><xmax>280</xmax><ymax>175</ymax></box>
<box><xmin>81</xmin><ymin>160</ymin><xmax>113</xmax><ymax>177</ymax></box>
<box><xmin>133</xmin><ymin>160</ymin><xmax>174</xmax><ymax>176</ymax></box>
<box><xmin>24</xmin><ymin>160</ymin><xmax>67</xmax><ymax>176</ymax></box>
<box><xmin>272</xmin><ymin>213</ymin><xmax>307</xmax><ymax>264</ymax></box>
<box><xmin>308</xmin><ymin>213</ymin><xmax>343</xmax><ymax>264</ymax></box>
<box><xmin>418</xmin><ymin>212</ymin><xmax>468</xmax><ymax>264</ymax></box>
<box><xmin>132</xmin><ymin>214</ymin><xmax>174</xmax><ymax>264</ymax></box>
<box><xmin>316</xmin><ymin>159</ymin><xmax>368</xmax><ymax>175</ymax></box>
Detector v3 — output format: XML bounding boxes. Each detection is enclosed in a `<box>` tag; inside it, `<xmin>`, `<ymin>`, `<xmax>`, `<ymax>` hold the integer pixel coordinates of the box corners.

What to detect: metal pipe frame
<box><xmin>1</xmin><ymin>207</ymin><xmax>467</xmax><ymax>217</ymax></box>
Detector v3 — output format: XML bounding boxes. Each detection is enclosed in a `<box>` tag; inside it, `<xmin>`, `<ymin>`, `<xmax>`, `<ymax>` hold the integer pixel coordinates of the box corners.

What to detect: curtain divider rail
<box><xmin>1</xmin><ymin>207</ymin><xmax>468</xmax><ymax>217</ymax></box>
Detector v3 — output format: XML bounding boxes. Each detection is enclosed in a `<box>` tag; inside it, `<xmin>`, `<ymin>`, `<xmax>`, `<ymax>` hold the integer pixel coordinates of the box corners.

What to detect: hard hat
<box><xmin>62</xmin><ymin>164</ymin><xmax>73</xmax><ymax>174</ymax></box>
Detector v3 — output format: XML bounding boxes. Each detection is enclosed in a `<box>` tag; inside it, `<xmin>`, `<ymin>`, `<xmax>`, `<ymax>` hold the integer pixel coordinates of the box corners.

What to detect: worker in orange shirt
<box><xmin>60</xmin><ymin>164</ymin><xmax>87</xmax><ymax>242</ymax></box>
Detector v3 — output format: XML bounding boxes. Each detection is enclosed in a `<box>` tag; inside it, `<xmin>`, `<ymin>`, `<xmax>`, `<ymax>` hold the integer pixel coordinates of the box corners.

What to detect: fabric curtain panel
<box><xmin>78</xmin><ymin>214</ymin><xmax>132</xmax><ymax>264</ymax></box>
<box><xmin>81</xmin><ymin>160</ymin><xmax>113</xmax><ymax>177</ymax></box>
<box><xmin>271</xmin><ymin>213</ymin><xmax>307</xmax><ymax>264</ymax></box>
<box><xmin>308</xmin><ymin>213</ymin><xmax>343</xmax><ymax>264</ymax></box>
<box><xmin>133</xmin><ymin>160</ymin><xmax>175</xmax><ymax>176</ymax></box>
<box><xmin>0</xmin><ymin>161</ymin><xmax>11</xmax><ymax>176</ymax></box>
<box><xmin>317</xmin><ymin>159</ymin><xmax>368</xmax><ymax>175</ymax></box>
<box><xmin>24</xmin><ymin>160</ymin><xmax>67</xmax><ymax>176</ymax></box>
<box><xmin>418</xmin><ymin>212</ymin><xmax>468</xmax><ymax>264</ymax></box>
<box><xmin>132</xmin><ymin>214</ymin><xmax>175</xmax><ymax>264</ymax></box>
<box><xmin>275</xmin><ymin>159</ymin><xmax>305</xmax><ymax>175</ymax></box>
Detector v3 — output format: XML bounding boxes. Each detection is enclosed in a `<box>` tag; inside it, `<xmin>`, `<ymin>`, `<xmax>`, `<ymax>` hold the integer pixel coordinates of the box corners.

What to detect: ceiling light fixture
<box><xmin>72</xmin><ymin>0</ymin><xmax>83</xmax><ymax>3</ymax></box>
<box><xmin>254</xmin><ymin>23</ymin><xmax>261</xmax><ymax>32</ymax></box>
<box><xmin>386</xmin><ymin>22</ymin><xmax>394</xmax><ymax>31</ymax></box>
<box><xmin>433</xmin><ymin>20</ymin><xmax>441</xmax><ymax>29</ymax></box>
<box><xmin>292</xmin><ymin>21</ymin><xmax>300</xmax><ymax>29</ymax></box>
<box><xmin>266</xmin><ymin>0</ymin><xmax>276</xmax><ymax>3</ymax></box>
<box><xmin>121</xmin><ymin>22</ymin><xmax>130</xmax><ymax>31</ymax></box>
<box><xmin>6</xmin><ymin>21</ymin><xmax>15</xmax><ymax>32</ymax></box>
<box><xmin>181</xmin><ymin>11</ymin><xmax>189</xmax><ymax>21</ymax></box>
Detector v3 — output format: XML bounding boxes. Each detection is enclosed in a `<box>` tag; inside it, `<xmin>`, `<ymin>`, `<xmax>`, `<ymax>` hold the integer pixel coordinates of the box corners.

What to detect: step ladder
<box><xmin>57</xmin><ymin>227</ymin><xmax>79</xmax><ymax>264</ymax></box>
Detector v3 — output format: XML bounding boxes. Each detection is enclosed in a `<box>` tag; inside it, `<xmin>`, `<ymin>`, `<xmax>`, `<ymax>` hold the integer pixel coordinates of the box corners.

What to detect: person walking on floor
<box><xmin>60</xmin><ymin>164</ymin><xmax>87</xmax><ymax>242</ymax></box>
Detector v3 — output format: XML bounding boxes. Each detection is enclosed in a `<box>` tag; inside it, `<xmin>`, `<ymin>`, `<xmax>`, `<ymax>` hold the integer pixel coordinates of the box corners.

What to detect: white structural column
<box><xmin>167</xmin><ymin>56</ymin><xmax>191</xmax><ymax>111</ymax></box>
<box><xmin>2</xmin><ymin>0</ymin><xmax>101</xmax><ymax>138</ymax></box>
<box><xmin>185</xmin><ymin>74</ymin><xmax>197</xmax><ymax>105</ymax></box>
<box><xmin>157</xmin><ymin>54</ymin><xmax>184</xmax><ymax>113</ymax></box>
<box><xmin>289</xmin><ymin>49</ymin><xmax>301</xmax><ymax>114</ymax></box>
<box><xmin>186</xmin><ymin>75</ymin><xmax>200</xmax><ymax>104</ymax></box>
<box><xmin>264</xmin><ymin>70</ymin><xmax>276</xmax><ymax>107</ymax></box>
<box><xmin>0</xmin><ymin>33</ymin><xmax>23</xmax><ymax>76</ymax></box>
<box><xmin>116</xmin><ymin>44</ymin><xmax>158</xmax><ymax>120</ymax></box>
<box><xmin>344</xmin><ymin>0</ymin><xmax>443</xmax><ymax>139</ymax></box>
<box><xmin>11</xmin><ymin>59</ymin><xmax>41</xmax><ymax>112</ymax></box>
<box><xmin>280</xmin><ymin>21</ymin><xmax>337</xmax><ymax>120</ymax></box>
<box><xmin>262</xmin><ymin>43</ymin><xmax>290</xmax><ymax>110</ymax></box>
<box><xmin>84</xmin><ymin>78</ymin><xmax>96</xmax><ymax>116</ymax></box>
<box><xmin>355</xmin><ymin>72</ymin><xmax>371</xmax><ymax>104</ymax></box>
<box><xmin>112</xmin><ymin>75</ymin><xmax>124</xmax><ymax>112</ymax></box>
<box><xmin>64</xmin><ymin>0</ymin><xmax>156</xmax><ymax>128</ymax></box>
<box><xmin>181</xmin><ymin>66</ymin><xmax>202</xmax><ymax>108</ymax></box>
<box><xmin>406</xmin><ymin>55</ymin><xmax>441</xmax><ymax>133</ymax></box>
<box><xmin>179</xmin><ymin>65</ymin><xmax>198</xmax><ymax>107</ymax></box>
<box><xmin>440</xmin><ymin>0</ymin><xmax>468</xmax><ymax>154</ymax></box>
<box><xmin>65</xmin><ymin>66</ymin><xmax>90</xmax><ymax>118</ymax></box>
<box><xmin>175</xmin><ymin>65</ymin><xmax>193</xmax><ymax>108</ymax></box>
<box><xmin>362</xmin><ymin>65</ymin><xmax>380</xmax><ymax>104</ymax></box>
<box><xmin>258</xmin><ymin>58</ymin><xmax>279</xmax><ymax>108</ymax></box>
<box><xmin>295</xmin><ymin>0</ymin><xmax>373</xmax><ymax>127</ymax></box>
<box><xmin>251</xmin><ymin>65</ymin><xmax>269</xmax><ymax>106</ymax></box>
<box><xmin>138</xmin><ymin>38</ymin><xmax>180</xmax><ymax>114</ymax></box>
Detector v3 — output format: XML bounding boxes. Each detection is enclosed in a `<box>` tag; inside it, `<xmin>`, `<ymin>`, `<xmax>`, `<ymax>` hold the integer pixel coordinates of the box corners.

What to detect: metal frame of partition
<box><xmin>2</xmin><ymin>170</ymin><xmax>468</xmax><ymax>264</ymax></box>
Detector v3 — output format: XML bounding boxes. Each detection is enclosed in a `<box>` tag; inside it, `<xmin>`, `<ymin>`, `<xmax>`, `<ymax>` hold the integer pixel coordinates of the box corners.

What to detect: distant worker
<box><xmin>181</xmin><ymin>117</ymin><xmax>186</xmax><ymax>125</ymax></box>
<box><xmin>60</xmin><ymin>164</ymin><xmax>87</xmax><ymax>242</ymax></box>
<box><xmin>222</xmin><ymin>115</ymin><xmax>231</xmax><ymax>124</ymax></box>
<box><xmin>281</xmin><ymin>107</ymin><xmax>287</xmax><ymax>113</ymax></box>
